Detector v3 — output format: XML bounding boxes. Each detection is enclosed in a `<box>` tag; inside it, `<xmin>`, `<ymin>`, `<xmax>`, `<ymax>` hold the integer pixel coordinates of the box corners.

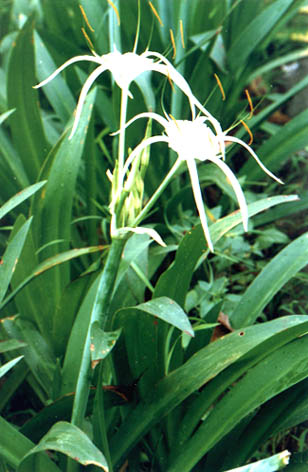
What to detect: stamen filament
<box><xmin>214</xmin><ymin>73</ymin><xmax>225</xmax><ymax>101</ymax></box>
<box><xmin>148</xmin><ymin>1</ymin><xmax>163</xmax><ymax>27</ymax></box>
<box><xmin>245</xmin><ymin>89</ymin><xmax>254</xmax><ymax>119</ymax></box>
<box><xmin>170</xmin><ymin>29</ymin><xmax>176</xmax><ymax>59</ymax></box>
<box><xmin>107</xmin><ymin>0</ymin><xmax>120</xmax><ymax>26</ymax></box>
<box><xmin>79</xmin><ymin>4</ymin><xmax>95</xmax><ymax>32</ymax></box>
<box><xmin>81</xmin><ymin>27</ymin><xmax>95</xmax><ymax>52</ymax></box>
<box><xmin>180</xmin><ymin>20</ymin><xmax>185</xmax><ymax>49</ymax></box>
<box><xmin>240</xmin><ymin>119</ymin><xmax>253</xmax><ymax>145</ymax></box>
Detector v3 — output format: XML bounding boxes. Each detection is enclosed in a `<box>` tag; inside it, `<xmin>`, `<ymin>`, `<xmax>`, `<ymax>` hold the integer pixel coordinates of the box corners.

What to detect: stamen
<box><xmin>240</xmin><ymin>119</ymin><xmax>253</xmax><ymax>145</ymax></box>
<box><xmin>107</xmin><ymin>0</ymin><xmax>120</xmax><ymax>26</ymax></box>
<box><xmin>180</xmin><ymin>20</ymin><xmax>185</xmax><ymax>49</ymax></box>
<box><xmin>79</xmin><ymin>4</ymin><xmax>95</xmax><ymax>32</ymax></box>
<box><xmin>245</xmin><ymin>89</ymin><xmax>254</xmax><ymax>119</ymax></box>
<box><xmin>133</xmin><ymin>0</ymin><xmax>141</xmax><ymax>53</ymax></box>
<box><xmin>169</xmin><ymin>113</ymin><xmax>180</xmax><ymax>129</ymax></box>
<box><xmin>148</xmin><ymin>1</ymin><xmax>163</xmax><ymax>27</ymax></box>
<box><xmin>169</xmin><ymin>28</ymin><xmax>176</xmax><ymax>59</ymax></box>
<box><xmin>166</xmin><ymin>71</ymin><xmax>174</xmax><ymax>90</ymax></box>
<box><xmin>206</xmin><ymin>207</ymin><xmax>216</xmax><ymax>223</ymax></box>
<box><xmin>81</xmin><ymin>27</ymin><xmax>95</xmax><ymax>52</ymax></box>
<box><xmin>214</xmin><ymin>73</ymin><xmax>225</xmax><ymax>101</ymax></box>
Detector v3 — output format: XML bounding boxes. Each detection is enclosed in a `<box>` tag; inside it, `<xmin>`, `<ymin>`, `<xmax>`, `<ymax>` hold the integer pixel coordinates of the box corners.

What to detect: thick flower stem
<box><xmin>67</xmin><ymin>236</ymin><xmax>127</xmax><ymax>472</ymax></box>
<box><xmin>111</xmin><ymin>88</ymin><xmax>129</xmax><ymax>237</ymax></box>
<box><xmin>118</xmin><ymin>87</ymin><xmax>129</xmax><ymax>186</ymax></box>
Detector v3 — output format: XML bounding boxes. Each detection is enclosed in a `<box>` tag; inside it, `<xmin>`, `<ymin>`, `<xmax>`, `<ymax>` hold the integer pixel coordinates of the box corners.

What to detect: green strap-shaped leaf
<box><xmin>167</xmin><ymin>335</ymin><xmax>308</xmax><ymax>471</ymax></box>
<box><xmin>32</xmin><ymin>87</ymin><xmax>97</xmax><ymax>254</ymax></box>
<box><xmin>0</xmin><ymin>245</ymin><xmax>104</xmax><ymax>312</ymax></box>
<box><xmin>241</xmin><ymin>108</ymin><xmax>308</xmax><ymax>180</ymax></box>
<box><xmin>34</xmin><ymin>31</ymin><xmax>75</xmax><ymax>124</ymax></box>
<box><xmin>2</xmin><ymin>318</ymin><xmax>56</xmax><ymax>399</ymax></box>
<box><xmin>109</xmin><ymin>316</ymin><xmax>308</xmax><ymax>467</ymax></box>
<box><xmin>19</xmin><ymin>421</ymin><xmax>109</xmax><ymax>471</ymax></box>
<box><xmin>90</xmin><ymin>322</ymin><xmax>121</xmax><ymax>365</ymax></box>
<box><xmin>30</xmin><ymin>88</ymin><xmax>97</xmax><ymax>312</ymax></box>
<box><xmin>231</xmin><ymin>231</ymin><xmax>308</xmax><ymax>329</ymax></box>
<box><xmin>227</xmin><ymin>0</ymin><xmax>295</xmax><ymax>73</ymax></box>
<box><xmin>172</xmin><ymin>317</ymin><xmax>308</xmax><ymax>453</ymax></box>
<box><xmin>0</xmin><ymin>356</ymin><xmax>23</xmax><ymax>379</ymax></box>
<box><xmin>0</xmin><ymin>127</ymin><xmax>29</xmax><ymax>198</ymax></box>
<box><xmin>219</xmin><ymin>380</ymin><xmax>308</xmax><ymax>469</ymax></box>
<box><xmin>0</xmin><ymin>217</ymin><xmax>32</xmax><ymax>304</ymax></box>
<box><xmin>0</xmin><ymin>416</ymin><xmax>60</xmax><ymax>472</ymax></box>
<box><xmin>7</xmin><ymin>17</ymin><xmax>49</xmax><ymax>182</ymax></box>
<box><xmin>154</xmin><ymin>195</ymin><xmax>298</xmax><ymax>308</ymax></box>
<box><xmin>0</xmin><ymin>339</ymin><xmax>26</xmax><ymax>353</ymax></box>
<box><xmin>0</xmin><ymin>181</ymin><xmax>46</xmax><ymax>221</ymax></box>
<box><xmin>134</xmin><ymin>297</ymin><xmax>194</xmax><ymax>336</ymax></box>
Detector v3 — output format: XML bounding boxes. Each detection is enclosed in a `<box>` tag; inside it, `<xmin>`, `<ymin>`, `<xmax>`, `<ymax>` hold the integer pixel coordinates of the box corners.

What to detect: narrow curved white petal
<box><xmin>69</xmin><ymin>64</ymin><xmax>107</xmax><ymax>139</ymax></box>
<box><xmin>123</xmin><ymin>135</ymin><xmax>169</xmax><ymax>176</ymax></box>
<box><xmin>147</xmin><ymin>51</ymin><xmax>225</xmax><ymax>159</ymax></box>
<box><xmin>186</xmin><ymin>158</ymin><xmax>214</xmax><ymax>252</ymax></box>
<box><xmin>119</xmin><ymin>226</ymin><xmax>166</xmax><ymax>247</ymax></box>
<box><xmin>207</xmin><ymin>155</ymin><xmax>249</xmax><ymax>231</ymax></box>
<box><xmin>144</xmin><ymin>51</ymin><xmax>198</xmax><ymax>118</ymax></box>
<box><xmin>225</xmin><ymin>135</ymin><xmax>283</xmax><ymax>184</ymax></box>
<box><xmin>194</xmin><ymin>99</ymin><xmax>225</xmax><ymax>160</ymax></box>
<box><xmin>111</xmin><ymin>111</ymin><xmax>168</xmax><ymax>137</ymax></box>
<box><xmin>33</xmin><ymin>55</ymin><xmax>104</xmax><ymax>89</ymax></box>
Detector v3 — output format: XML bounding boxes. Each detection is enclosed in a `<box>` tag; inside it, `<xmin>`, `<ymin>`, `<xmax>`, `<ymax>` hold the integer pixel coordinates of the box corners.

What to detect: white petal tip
<box><xmin>207</xmin><ymin>240</ymin><xmax>214</xmax><ymax>252</ymax></box>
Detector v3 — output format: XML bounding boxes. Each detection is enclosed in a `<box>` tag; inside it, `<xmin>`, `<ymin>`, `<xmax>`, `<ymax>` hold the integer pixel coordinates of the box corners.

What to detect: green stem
<box><xmin>111</xmin><ymin>88</ymin><xmax>129</xmax><ymax>237</ymax></box>
<box><xmin>117</xmin><ymin>87</ymin><xmax>129</xmax><ymax>185</ymax></box>
<box><xmin>133</xmin><ymin>157</ymin><xmax>183</xmax><ymax>227</ymax></box>
<box><xmin>67</xmin><ymin>237</ymin><xmax>126</xmax><ymax>472</ymax></box>
<box><xmin>93</xmin><ymin>363</ymin><xmax>113</xmax><ymax>472</ymax></box>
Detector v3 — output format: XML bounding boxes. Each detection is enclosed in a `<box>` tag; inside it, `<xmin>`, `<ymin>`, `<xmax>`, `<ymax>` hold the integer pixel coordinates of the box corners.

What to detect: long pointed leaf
<box><xmin>7</xmin><ymin>18</ymin><xmax>49</xmax><ymax>182</ymax></box>
<box><xmin>19</xmin><ymin>422</ymin><xmax>108</xmax><ymax>472</ymax></box>
<box><xmin>109</xmin><ymin>315</ymin><xmax>308</xmax><ymax>467</ymax></box>
<box><xmin>0</xmin><ymin>182</ymin><xmax>46</xmax><ymax>221</ymax></box>
<box><xmin>0</xmin><ymin>217</ymin><xmax>32</xmax><ymax>304</ymax></box>
<box><xmin>0</xmin><ymin>416</ymin><xmax>60</xmax><ymax>472</ymax></box>
<box><xmin>231</xmin><ymin>232</ymin><xmax>308</xmax><ymax>329</ymax></box>
<box><xmin>167</xmin><ymin>335</ymin><xmax>308</xmax><ymax>471</ymax></box>
<box><xmin>154</xmin><ymin>195</ymin><xmax>298</xmax><ymax>307</ymax></box>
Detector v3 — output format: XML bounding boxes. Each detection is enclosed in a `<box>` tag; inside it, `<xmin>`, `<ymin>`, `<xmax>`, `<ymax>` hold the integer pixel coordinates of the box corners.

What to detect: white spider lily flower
<box><xmin>33</xmin><ymin>47</ymin><xmax>209</xmax><ymax>139</ymax></box>
<box><xmin>121</xmin><ymin>113</ymin><xmax>283</xmax><ymax>252</ymax></box>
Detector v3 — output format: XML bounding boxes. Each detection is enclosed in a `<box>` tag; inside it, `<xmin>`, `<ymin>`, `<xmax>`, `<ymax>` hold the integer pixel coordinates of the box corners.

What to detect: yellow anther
<box><xmin>107</xmin><ymin>0</ymin><xmax>120</xmax><ymax>26</ymax></box>
<box><xmin>240</xmin><ymin>119</ymin><xmax>253</xmax><ymax>145</ymax></box>
<box><xmin>169</xmin><ymin>28</ymin><xmax>176</xmax><ymax>59</ymax></box>
<box><xmin>245</xmin><ymin>89</ymin><xmax>254</xmax><ymax>119</ymax></box>
<box><xmin>206</xmin><ymin>207</ymin><xmax>216</xmax><ymax>223</ymax></box>
<box><xmin>214</xmin><ymin>73</ymin><xmax>225</xmax><ymax>101</ymax></box>
<box><xmin>81</xmin><ymin>27</ymin><xmax>95</xmax><ymax>52</ymax></box>
<box><xmin>180</xmin><ymin>20</ymin><xmax>185</xmax><ymax>48</ymax></box>
<box><xmin>148</xmin><ymin>1</ymin><xmax>163</xmax><ymax>27</ymax></box>
<box><xmin>79</xmin><ymin>4</ymin><xmax>95</xmax><ymax>32</ymax></box>
<box><xmin>169</xmin><ymin>113</ymin><xmax>180</xmax><ymax>128</ymax></box>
